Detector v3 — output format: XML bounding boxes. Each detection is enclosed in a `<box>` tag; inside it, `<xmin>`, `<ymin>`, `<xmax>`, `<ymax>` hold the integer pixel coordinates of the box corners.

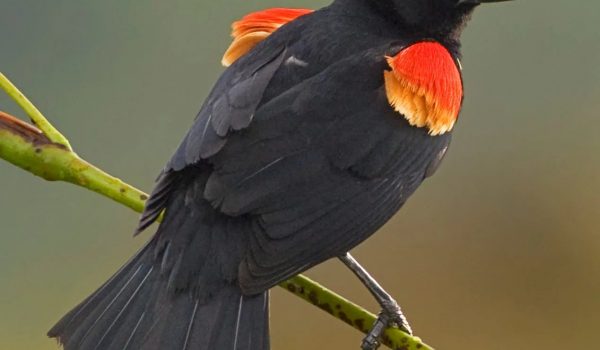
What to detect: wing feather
<box><xmin>136</xmin><ymin>45</ymin><xmax>287</xmax><ymax>233</ymax></box>
<box><xmin>197</xmin><ymin>50</ymin><xmax>452</xmax><ymax>292</ymax></box>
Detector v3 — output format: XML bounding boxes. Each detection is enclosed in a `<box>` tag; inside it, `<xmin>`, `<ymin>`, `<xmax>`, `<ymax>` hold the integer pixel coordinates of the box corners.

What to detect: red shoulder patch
<box><xmin>384</xmin><ymin>41</ymin><xmax>463</xmax><ymax>135</ymax></box>
<box><xmin>222</xmin><ymin>8</ymin><xmax>313</xmax><ymax>67</ymax></box>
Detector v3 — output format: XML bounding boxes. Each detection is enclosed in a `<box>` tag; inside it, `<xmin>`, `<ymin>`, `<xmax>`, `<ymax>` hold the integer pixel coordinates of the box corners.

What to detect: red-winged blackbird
<box><xmin>48</xmin><ymin>1</ymin><xmax>510</xmax><ymax>349</ymax></box>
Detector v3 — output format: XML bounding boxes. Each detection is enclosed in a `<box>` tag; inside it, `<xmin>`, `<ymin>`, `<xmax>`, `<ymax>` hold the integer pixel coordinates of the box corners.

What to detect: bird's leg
<box><xmin>339</xmin><ymin>253</ymin><xmax>412</xmax><ymax>350</ymax></box>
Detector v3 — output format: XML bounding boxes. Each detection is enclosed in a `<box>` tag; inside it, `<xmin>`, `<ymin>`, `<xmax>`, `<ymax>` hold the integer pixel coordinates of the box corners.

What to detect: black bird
<box><xmin>48</xmin><ymin>1</ymin><xmax>510</xmax><ymax>349</ymax></box>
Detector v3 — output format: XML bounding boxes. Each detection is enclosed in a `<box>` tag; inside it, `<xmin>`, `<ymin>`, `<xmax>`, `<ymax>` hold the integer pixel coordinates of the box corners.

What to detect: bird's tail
<box><xmin>47</xmin><ymin>238</ymin><xmax>270</xmax><ymax>350</ymax></box>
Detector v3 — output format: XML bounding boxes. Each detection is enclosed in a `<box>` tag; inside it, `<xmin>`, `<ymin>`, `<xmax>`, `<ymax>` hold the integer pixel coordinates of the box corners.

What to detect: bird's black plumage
<box><xmin>48</xmin><ymin>0</ymin><xmax>497</xmax><ymax>349</ymax></box>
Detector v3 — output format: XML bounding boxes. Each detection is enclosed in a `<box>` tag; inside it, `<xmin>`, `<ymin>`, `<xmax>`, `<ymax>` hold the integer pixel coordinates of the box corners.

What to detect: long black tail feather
<box><xmin>48</xmin><ymin>238</ymin><xmax>269</xmax><ymax>350</ymax></box>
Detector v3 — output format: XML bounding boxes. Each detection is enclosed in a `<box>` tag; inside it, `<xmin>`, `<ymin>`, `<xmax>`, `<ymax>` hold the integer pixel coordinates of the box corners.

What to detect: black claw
<box><xmin>381</xmin><ymin>300</ymin><xmax>412</xmax><ymax>335</ymax></box>
<box><xmin>360</xmin><ymin>305</ymin><xmax>414</xmax><ymax>350</ymax></box>
<box><xmin>361</xmin><ymin>313</ymin><xmax>389</xmax><ymax>350</ymax></box>
<box><xmin>361</xmin><ymin>336</ymin><xmax>380</xmax><ymax>350</ymax></box>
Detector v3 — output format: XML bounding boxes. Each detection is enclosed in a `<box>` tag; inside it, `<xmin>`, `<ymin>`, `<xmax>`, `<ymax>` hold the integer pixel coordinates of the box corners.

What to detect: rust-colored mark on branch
<box><xmin>0</xmin><ymin>110</ymin><xmax>52</xmax><ymax>145</ymax></box>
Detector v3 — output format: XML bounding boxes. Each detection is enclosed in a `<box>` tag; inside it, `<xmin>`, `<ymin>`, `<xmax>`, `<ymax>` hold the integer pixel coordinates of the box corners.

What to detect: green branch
<box><xmin>0</xmin><ymin>72</ymin><xmax>433</xmax><ymax>350</ymax></box>
<box><xmin>0</xmin><ymin>72</ymin><xmax>71</xmax><ymax>150</ymax></box>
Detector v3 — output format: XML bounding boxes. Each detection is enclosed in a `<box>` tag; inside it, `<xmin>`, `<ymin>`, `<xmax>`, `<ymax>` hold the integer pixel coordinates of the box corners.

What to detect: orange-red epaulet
<box><xmin>222</xmin><ymin>8</ymin><xmax>313</xmax><ymax>67</ymax></box>
<box><xmin>384</xmin><ymin>41</ymin><xmax>463</xmax><ymax>136</ymax></box>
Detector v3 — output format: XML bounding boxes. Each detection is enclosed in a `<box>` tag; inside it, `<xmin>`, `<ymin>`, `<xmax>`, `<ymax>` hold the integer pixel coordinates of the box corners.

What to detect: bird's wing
<box><xmin>135</xmin><ymin>40</ymin><xmax>288</xmax><ymax>234</ymax></box>
<box><xmin>199</xmin><ymin>49</ymin><xmax>452</xmax><ymax>293</ymax></box>
<box><xmin>137</xmin><ymin>28</ymin><xmax>456</xmax><ymax>291</ymax></box>
<box><xmin>136</xmin><ymin>7</ymin><xmax>322</xmax><ymax>234</ymax></box>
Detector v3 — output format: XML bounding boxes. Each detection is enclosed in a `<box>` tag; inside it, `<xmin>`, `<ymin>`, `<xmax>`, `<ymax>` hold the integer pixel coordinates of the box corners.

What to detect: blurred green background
<box><xmin>1</xmin><ymin>1</ymin><xmax>599</xmax><ymax>349</ymax></box>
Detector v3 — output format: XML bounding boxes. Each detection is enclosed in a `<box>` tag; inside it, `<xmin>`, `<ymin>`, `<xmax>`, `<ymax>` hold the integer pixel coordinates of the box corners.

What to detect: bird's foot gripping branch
<box><xmin>0</xmin><ymin>72</ymin><xmax>432</xmax><ymax>350</ymax></box>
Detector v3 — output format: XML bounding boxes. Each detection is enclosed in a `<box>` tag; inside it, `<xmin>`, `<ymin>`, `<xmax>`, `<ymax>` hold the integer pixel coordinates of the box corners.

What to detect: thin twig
<box><xmin>0</xmin><ymin>72</ymin><xmax>71</xmax><ymax>150</ymax></box>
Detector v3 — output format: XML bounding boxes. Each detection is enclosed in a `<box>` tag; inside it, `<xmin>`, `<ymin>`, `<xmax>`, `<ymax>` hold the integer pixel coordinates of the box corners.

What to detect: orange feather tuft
<box><xmin>222</xmin><ymin>8</ymin><xmax>313</xmax><ymax>67</ymax></box>
<box><xmin>384</xmin><ymin>41</ymin><xmax>463</xmax><ymax>135</ymax></box>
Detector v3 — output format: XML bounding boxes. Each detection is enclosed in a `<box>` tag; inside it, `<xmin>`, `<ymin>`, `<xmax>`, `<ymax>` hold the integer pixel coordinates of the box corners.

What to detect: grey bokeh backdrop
<box><xmin>1</xmin><ymin>1</ymin><xmax>599</xmax><ymax>349</ymax></box>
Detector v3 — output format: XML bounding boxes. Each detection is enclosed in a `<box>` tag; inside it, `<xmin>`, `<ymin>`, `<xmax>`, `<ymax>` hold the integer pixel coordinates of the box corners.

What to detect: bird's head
<box><xmin>369</xmin><ymin>0</ymin><xmax>511</xmax><ymax>40</ymax></box>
